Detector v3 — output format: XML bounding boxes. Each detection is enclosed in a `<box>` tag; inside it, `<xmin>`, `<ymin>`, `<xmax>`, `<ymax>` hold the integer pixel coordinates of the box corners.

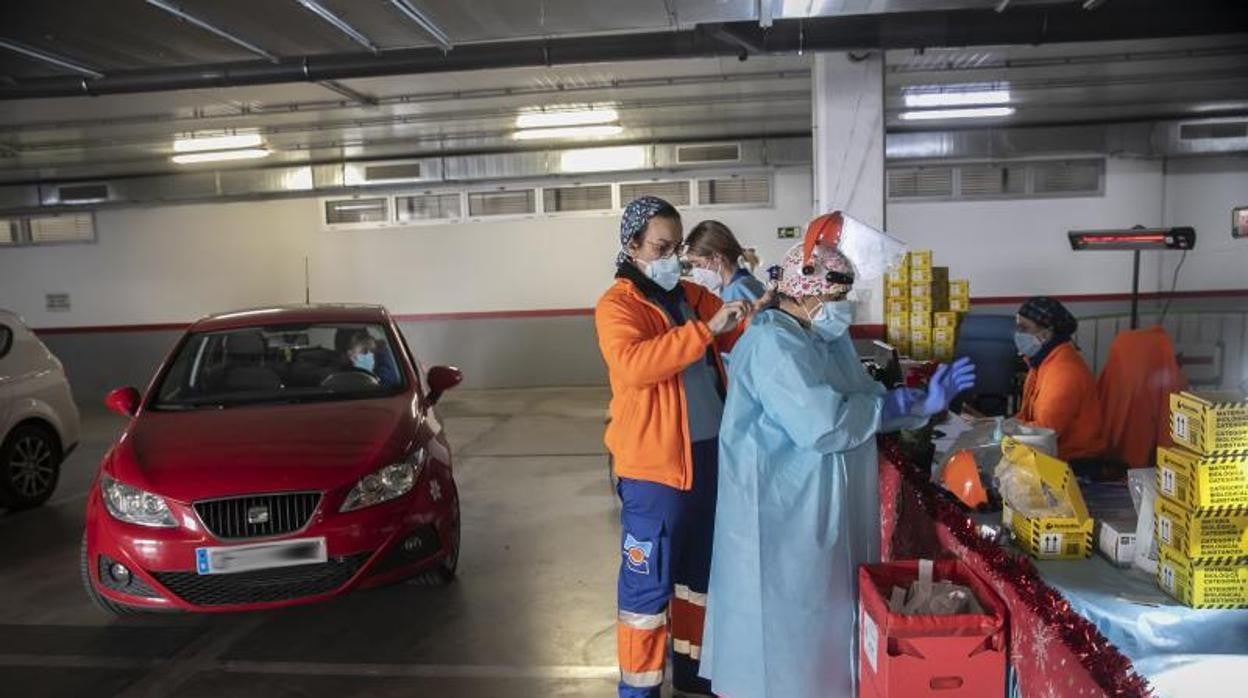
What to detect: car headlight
<box><xmin>100</xmin><ymin>475</ymin><xmax>177</xmax><ymax>528</ymax></box>
<box><xmin>340</xmin><ymin>448</ymin><xmax>426</xmax><ymax>513</ymax></box>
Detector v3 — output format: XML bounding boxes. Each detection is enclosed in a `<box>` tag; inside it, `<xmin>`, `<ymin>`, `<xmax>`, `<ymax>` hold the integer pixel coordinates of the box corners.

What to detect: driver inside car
<box><xmin>345</xmin><ymin>333</ymin><xmax>377</xmax><ymax>374</ymax></box>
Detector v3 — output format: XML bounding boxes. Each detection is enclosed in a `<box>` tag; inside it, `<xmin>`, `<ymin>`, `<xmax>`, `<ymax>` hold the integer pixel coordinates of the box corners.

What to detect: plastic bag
<box><xmin>1129</xmin><ymin>468</ymin><xmax>1160</xmax><ymax>574</ymax></box>
<box><xmin>886</xmin><ymin>560</ymin><xmax>986</xmax><ymax>616</ymax></box>
<box><xmin>994</xmin><ymin>442</ymin><xmax>1075</xmax><ymax>519</ymax></box>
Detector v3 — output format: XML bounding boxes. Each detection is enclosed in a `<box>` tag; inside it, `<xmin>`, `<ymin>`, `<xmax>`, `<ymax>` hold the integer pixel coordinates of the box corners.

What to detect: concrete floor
<box><xmin>0</xmin><ymin>387</ymin><xmax>676</xmax><ymax>697</ymax></box>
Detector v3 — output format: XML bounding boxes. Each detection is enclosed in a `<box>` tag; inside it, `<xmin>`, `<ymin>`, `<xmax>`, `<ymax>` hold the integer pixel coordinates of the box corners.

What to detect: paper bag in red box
<box><xmin>858</xmin><ymin>559</ymin><xmax>1008</xmax><ymax>698</ymax></box>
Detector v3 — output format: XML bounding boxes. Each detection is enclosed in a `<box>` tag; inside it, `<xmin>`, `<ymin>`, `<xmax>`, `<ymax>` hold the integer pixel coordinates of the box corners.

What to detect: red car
<box><xmin>81</xmin><ymin>305</ymin><xmax>463</xmax><ymax>613</ymax></box>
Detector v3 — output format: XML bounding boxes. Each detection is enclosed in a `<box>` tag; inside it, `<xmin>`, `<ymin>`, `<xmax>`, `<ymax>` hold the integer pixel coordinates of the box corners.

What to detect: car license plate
<box><xmin>195</xmin><ymin>537</ymin><xmax>327</xmax><ymax>575</ymax></box>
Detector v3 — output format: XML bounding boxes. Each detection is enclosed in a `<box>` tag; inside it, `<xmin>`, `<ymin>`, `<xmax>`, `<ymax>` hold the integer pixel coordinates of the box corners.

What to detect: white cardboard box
<box><xmin>1097</xmin><ymin>517</ymin><xmax>1138</xmax><ymax>566</ymax></box>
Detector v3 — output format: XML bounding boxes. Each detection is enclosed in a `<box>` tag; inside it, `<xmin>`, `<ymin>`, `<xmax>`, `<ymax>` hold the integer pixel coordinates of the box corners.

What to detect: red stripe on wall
<box><xmin>971</xmin><ymin>288</ymin><xmax>1248</xmax><ymax>305</ymax></box>
<box><xmin>28</xmin><ymin>288</ymin><xmax>1248</xmax><ymax>335</ymax></box>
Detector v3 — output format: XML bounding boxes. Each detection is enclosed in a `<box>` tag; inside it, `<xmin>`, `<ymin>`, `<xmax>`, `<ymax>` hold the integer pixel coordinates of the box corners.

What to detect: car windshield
<box><xmin>153</xmin><ymin>322</ymin><xmax>406</xmax><ymax>409</ymax></box>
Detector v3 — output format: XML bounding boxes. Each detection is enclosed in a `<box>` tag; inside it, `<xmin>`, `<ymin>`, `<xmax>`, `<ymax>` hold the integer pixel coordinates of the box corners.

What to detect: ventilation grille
<box><xmin>543</xmin><ymin>184</ymin><xmax>613</xmax><ymax>212</ymax></box>
<box><xmin>676</xmin><ymin>143</ymin><xmax>741</xmax><ymax>164</ymax></box>
<box><xmin>468</xmin><ymin>189</ymin><xmax>536</xmax><ymax>217</ymax></box>
<box><xmin>58</xmin><ymin>183</ymin><xmax>110</xmax><ymax>203</ymax></box>
<box><xmin>364</xmin><ymin>162</ymin><xmax>424</xmax><ymax>181</ymax></box>
<box><xmin>697</xmin><ymin>176</ymin><xmax>771</xmax><ymax>206</ymax></box>
<box><xmin>29</xmin><ymin>213</ymin><xmax>95</xmax><ymax>243</ymax></box>
<box><xmin>0</xmin><ymin>219</ymin><xmax>15</xmax><ymax>245</ymax></box>
<box><xmin>46</xmin><ymin>293</ymin><xmax>71</xmax><ymax>312</ymax></box>
<box><xmin>1179</xmin><ymin>121</ymin><xmax>1248</xmax><ymax>140</ymax></box>
<box><xmin>1032</xmin><ymin>161</ymin><xmax>1102</xmax><ymax>194</ymax></box>
<box><xmin>396</xmin><ymin>193</ymin><xmax>461</xmax><ymax>222</ymax></box>
<box><xmin>324</xmin><ymin>198</ymin><xmax>388</xmax><ymax>225</ymax></box>
<box><xmin>958</xmin><ymin>164</ymin><xmax>1025</xmax><ymax>197</ymax></box>
<box><xmin>887</xmin><ymin>167</ymin><xmax>954</xmax><ymax>199</ymax></box>
<box><xmin>619</xmin><ymin>180</ymin><xmax>691</xmax><ymax>207</ymax></box>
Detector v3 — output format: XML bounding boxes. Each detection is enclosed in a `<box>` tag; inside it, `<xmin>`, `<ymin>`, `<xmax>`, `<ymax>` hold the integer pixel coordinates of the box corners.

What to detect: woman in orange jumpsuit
<box><xmin>1013</xmin><ymin>296</ymin><xmax>1109</xmax><ymax>467</ymax></box>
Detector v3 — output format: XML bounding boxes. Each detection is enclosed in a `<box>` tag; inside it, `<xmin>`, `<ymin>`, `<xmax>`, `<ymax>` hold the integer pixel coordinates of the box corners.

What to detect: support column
<box><xmin>813</xmin><ymin>51</ymin><xmax>887</xmax><ymax>328</ymax></box>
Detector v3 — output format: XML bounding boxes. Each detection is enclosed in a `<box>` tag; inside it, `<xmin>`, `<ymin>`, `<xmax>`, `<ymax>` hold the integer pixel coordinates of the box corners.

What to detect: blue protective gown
<box><xmin>699</xmin><ymin>309</ymin><xmax>925</xmax><ymax>698</ymax></box>
<box><xmin>720</xmin><ymin>268</ymin><xmax>767</xmax><ymax>304</ymax></box>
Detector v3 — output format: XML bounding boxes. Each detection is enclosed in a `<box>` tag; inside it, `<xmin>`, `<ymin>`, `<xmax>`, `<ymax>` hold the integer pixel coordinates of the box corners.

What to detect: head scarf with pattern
<box><xmin>1018</xmin><ymin>296</ymin><xmax>1078</xmax><ymax>338</ymax></box>
<box><xmin>617</xmin><ymin>196</ymin><xmax>677</xmax><ymax>265</ymax></box>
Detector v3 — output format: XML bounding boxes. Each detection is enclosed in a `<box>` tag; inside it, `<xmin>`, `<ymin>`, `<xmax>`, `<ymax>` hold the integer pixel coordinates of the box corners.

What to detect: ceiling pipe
<box><xmin>145</xmin><ymin>0</ymin><xmax>279</xmax><ymax>63</ymax></box>
<box><xmin>0</xmin><ymin>39</ymin><xmax>105</xmax><ymax>79</ymax></box>
<box><xmin>295</xmin><ymin>0</ymin><xmax>380</xmax><ymax>55</ymax></box>
<box><xmin>387</xmin><ymin>0</ymin><xmax>453</xmax><ymax>52</ymax></box>
<box><xmin>3</xmin><ymin>0</ymin><xmax>1245</xmax><ymax>100</ymax></box>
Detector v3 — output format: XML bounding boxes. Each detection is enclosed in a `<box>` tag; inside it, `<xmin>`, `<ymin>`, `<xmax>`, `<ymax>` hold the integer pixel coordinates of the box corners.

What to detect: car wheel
<box><xmin>0</xmin><ymin>424</ymin><xmax>62</xmax><ymax>510</ymax></box>
<box><xmin>413</xmin><ymin>511</ymin><xmax>460</xmax><ymax>586</ymax></box>
<box><xmin>79</xmin><ymin>535</ymin><xmax>142</xmax><ymax>616</ymax></box>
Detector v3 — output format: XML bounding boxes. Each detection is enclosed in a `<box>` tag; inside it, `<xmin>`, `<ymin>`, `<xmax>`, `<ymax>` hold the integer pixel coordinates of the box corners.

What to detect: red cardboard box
<box><xmin>858</xmin><ymin>560</ymin><xmax>1008</xmax><ymax>697</ymax></box>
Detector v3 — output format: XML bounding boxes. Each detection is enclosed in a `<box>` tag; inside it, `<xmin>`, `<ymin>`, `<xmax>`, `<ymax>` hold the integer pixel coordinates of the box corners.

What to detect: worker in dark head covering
<box><xmin>1014</xmin><ymin>296</ymin><xmax>1108</xmax><ymax>462</ymax></box>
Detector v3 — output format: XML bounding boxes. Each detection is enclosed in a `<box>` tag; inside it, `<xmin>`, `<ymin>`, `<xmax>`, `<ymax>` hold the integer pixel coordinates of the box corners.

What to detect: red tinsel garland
<box><xmin>879</xmin><ymin>437</ymin><xmax>1152</xmax><ymax>698</ymax></box>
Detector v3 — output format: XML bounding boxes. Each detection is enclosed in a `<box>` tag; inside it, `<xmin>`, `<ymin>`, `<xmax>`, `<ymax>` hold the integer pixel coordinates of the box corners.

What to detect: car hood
<box><xmin>113</xmin><ymin>396</ymin><xmax>418</xmax><ymax>502</ymax></box>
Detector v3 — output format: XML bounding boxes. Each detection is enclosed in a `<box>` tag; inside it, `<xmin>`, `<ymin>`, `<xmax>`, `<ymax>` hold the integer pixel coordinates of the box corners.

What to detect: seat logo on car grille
<box><xmin>247</xmin><ymin>505</ymin><xmax>270</xmax><ymax>525</ymax></box>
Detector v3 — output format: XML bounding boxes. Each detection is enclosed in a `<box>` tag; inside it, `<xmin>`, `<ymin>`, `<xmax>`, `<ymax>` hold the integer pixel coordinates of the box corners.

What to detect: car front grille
<box><xmin>150</xmin><ymin>553</ymin><xmax>371</xmax><ymax>607</ymax></box>
<box><xmin>194</xmin><ymin>492</ymin><xmax>321</xmax><ymax>540</ymax></box>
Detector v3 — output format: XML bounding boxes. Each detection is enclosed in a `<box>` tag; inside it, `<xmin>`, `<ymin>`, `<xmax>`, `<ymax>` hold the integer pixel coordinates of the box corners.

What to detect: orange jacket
<box><xmin>595</xmin><ymin>278</ymin><xmax>741</xmax><ymax>490</ymax></box>
<box><xmin>1018</xmin><ymin>342</ymin><xmax>1108</xmax><ymax>461</ymax></box>
<box><xmin>1097</xmin><ymin>327</ymin><xmax>1187</xmax><ymax>468</ymax></box>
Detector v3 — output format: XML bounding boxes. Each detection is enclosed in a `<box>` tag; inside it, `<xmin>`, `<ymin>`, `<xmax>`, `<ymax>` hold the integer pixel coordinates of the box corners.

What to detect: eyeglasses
<box><xmin>642</xmin><ymin>239</ymin><xmax>683</xmax><ymax>258</ymax></box>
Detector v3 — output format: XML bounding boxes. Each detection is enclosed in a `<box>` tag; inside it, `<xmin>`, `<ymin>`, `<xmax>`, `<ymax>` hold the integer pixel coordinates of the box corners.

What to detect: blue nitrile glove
<box><xmin>915</xmin><ymin>357</ymin><xmax>977</xmax><ymax>417</ymax></box>
<box><xmin>882</xmin><ymin>387</ymin><xmax>922</xmax><ymax>424</ymax></box>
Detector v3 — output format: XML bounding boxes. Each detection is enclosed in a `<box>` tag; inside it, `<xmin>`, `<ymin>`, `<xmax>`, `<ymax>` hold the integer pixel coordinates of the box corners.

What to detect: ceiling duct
<box><xmin>1156</xmin><ymin>117</ymin><xmax>1248</xmax><ymax>156</ymax></box>
<box><xmin>0</xmin><ymin>137</ymin><xmax>810</xmax><ymax>216</ymax></box>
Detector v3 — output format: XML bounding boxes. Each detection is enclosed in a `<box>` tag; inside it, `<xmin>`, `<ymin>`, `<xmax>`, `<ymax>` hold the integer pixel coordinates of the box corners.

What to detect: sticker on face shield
<box><xmin>623</xmin><ymin>534</ymin><xmax>653</xmax><ymax>575</ymax></box>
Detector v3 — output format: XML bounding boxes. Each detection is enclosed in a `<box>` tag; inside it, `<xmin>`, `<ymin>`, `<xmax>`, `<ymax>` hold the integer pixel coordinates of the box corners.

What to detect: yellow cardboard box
<box><xmin>1158</xmin><ymin>545</ymin><xmax>1248</xmax><ymax>608</ymax></box>
<box><xmin>933</xmin><ymin>342</ymin><xmax>956</xmax><ymax>362</ymax></box>
<box><xmin>911</xmin><ymin>267</ymin><xmax>948</xmax><ymax>287</ymax></box>
<box><xmin>1170</xmin><ymin>391</ymin><xmax>1248</xmax><ymax>455</ymax></box>
<box><xmin>909</xmin><ymin>311</ymin><xmax>932</xmax><ymax>329</ymax></box>
<box><xmin>1000</xmin><ymin>438</ymin><xmax>1093</xmax><ymax>560</ymax></box>
<box><xmin>910</xmin><ymin>250</ymin><xmax>933</xmax><ymax>271</ymax></box>
<box><xmin>933</xmin><ymin>326</ymin><xmax>957</xmax><ymax>346</ymax></box>
<box><xmin>910</xmin><ymin>338</ymin><xmax>933</xmax><ymax>361</ymax></box>
<box><xmin>934</xmin><ymin>312</ymin><xmax>961</xmax><ymax>330</ymax></box>
<box><xmin>1156</xmin><ymin>447</ymin><xmax>1248</xmax><ymax>514</ymax></box>
<box><xmin>910</xmin><ymin>297</ymin><xmax>949</xmax><ymax>314</ymax></box>
<box><xmin>886</xmin><ymin>263</ymin><xmax>910</xmax><ymax>285</ymax></box>
<box><xmin>887</xmin><ymin>298</ymin><xmax>910</xmax><ymax>318</ymax></box>
<box><xmin>887</xmin><ymin>325</ymin><xmax>909</xmax><ymax>345</ymax></box>
<box><xmin>949</xmin><ymin>279</ymin><xmax>970</xmax><ymax>299</ymax></box>
<box><xmin>910</xmin><ymin>326</ymin><xmax>932</xmax><ymax>344</ymax></box>
<box><xmin>887</xmin><ymin>282</ymin><xmax>910</xmax><ymax>300</ymax></box>
<box><xmin>1156</xmin><ymin>495</ymin><xmax>1248</xmax><ymax>560</ymax></box>
<box><xmin>949</xmin><ymin>297</ymin><xmax>971</xmax><ymax>312</ymax></box>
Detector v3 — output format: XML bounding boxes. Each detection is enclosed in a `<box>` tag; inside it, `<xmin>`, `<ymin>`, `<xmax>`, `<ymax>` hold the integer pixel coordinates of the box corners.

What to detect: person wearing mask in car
<box><xmin>345</xmin><ymin>333</ymin><xmax>377</xmax><ymax>373</ymax></box>
<box><xmin>683</xmin><ymin>220</ymin><xmax>766</xmax><ymax>304</ymax></box>
<box><xmin>596</xmin><ymin>196</ymin><xmax>753</xmax><ymax>698</ymax></box>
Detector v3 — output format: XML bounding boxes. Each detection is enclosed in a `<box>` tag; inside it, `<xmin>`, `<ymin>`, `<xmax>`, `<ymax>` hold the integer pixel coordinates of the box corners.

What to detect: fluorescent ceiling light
<box><xmin>899</xmin><ymin>107</ymin><xmax>1015</xmax><ymax>121</ymax></box>
<box><xmin>560</xmin><ymin>146</ymin><xmax>647</xmax><ymax>173</ymax></box>
<box><xmin>516</xmin><ymin>107</ymin><xmax>619</xmax><ymax>129</ymax></box>
<box><xmin>174</xmin><ymin>133</ymin><xmax>264</xmax><ymax>153</ymax></box>
<box><xmin>904</xmin><ymin>88</ymin><xmax>1011</xmax><ymax>108</ymax></box>
<box><xmin>171</xmin><ymin>148</ymin><xmax>271</xmax><ymax>164</ymax></box>
<box><xmin>513</xmin><ymin>125</ymin><xmax>624</xmax><ymax>141</ymax></box>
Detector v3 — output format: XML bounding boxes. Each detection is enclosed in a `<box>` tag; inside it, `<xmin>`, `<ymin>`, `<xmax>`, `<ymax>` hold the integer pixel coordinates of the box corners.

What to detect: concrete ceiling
<box><xmin>0</xmin><ymin>1</ymin><xmax>1245</xmax><ymax>184</ymax></box>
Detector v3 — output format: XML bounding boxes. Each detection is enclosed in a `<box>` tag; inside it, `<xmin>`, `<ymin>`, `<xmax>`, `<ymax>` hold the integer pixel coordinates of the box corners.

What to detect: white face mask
<box><xmin>803</xmin><ymin>299</ymin><xmax>854</xmax><ymax>342</ymax></box>
<box><xmin>689</xmin><ymin>266</ymin><xmax>724</xmax><ymax>294</ymax></box>
<box><xmin>642</xmin><ymin>254</ymin><xmax>682</xmax><ymax>291</ymax></box>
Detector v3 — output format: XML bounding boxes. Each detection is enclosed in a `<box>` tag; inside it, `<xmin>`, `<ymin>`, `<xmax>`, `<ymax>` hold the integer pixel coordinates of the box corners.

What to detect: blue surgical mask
<box><xmin>807</xmin><ymin>300</ymin><xmax>854</xmax><ymax>342</ymax></box>
<box><xmin>643</xmin><ymin>254</ymin><xmax>682</xmax><ymax>291</ymax></box>
<box><xmin>352</xmin><ymin>351</ymin><xmax>376</xmax><ymax>372</ymax></box>
<box><xmin>1014</xmin><ymin>331</ymin><xmax>1043</xmax><ymax>358</ymax></box>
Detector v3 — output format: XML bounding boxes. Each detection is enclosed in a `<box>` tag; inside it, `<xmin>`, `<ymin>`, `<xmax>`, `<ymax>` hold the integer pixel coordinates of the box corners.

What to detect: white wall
<box><xmin>885</xmin><ymin>157</ymin><xmax>1175</xmax><ymax>298</ymax></box>
<box><xmin>1161</xmin><ymin>156</ymin><xmax>1248</xmax><ymax>293</ymax></box>
<box><xmin>0</xmin><ymin>168</ymin><xmax>814</xmax><ymax>329</ymax></box>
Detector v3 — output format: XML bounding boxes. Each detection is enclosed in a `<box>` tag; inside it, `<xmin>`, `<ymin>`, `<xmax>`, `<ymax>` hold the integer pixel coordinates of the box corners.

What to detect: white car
<box><xmin>0</xmin><ymin>309</ymin><xmax>80</xmax><ymax>509</ymax></box>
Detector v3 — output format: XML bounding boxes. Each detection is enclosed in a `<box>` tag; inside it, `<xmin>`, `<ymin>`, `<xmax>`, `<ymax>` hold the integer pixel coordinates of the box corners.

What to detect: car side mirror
<box><xmin>426</xmin><ymin>366</ymin><xmax>463</xmax><ymax>407</ymax></box>
<box><xmin>105</xmin><ymin>387</ymin><xmax>141</xmax><ymax>418</ymax></box>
